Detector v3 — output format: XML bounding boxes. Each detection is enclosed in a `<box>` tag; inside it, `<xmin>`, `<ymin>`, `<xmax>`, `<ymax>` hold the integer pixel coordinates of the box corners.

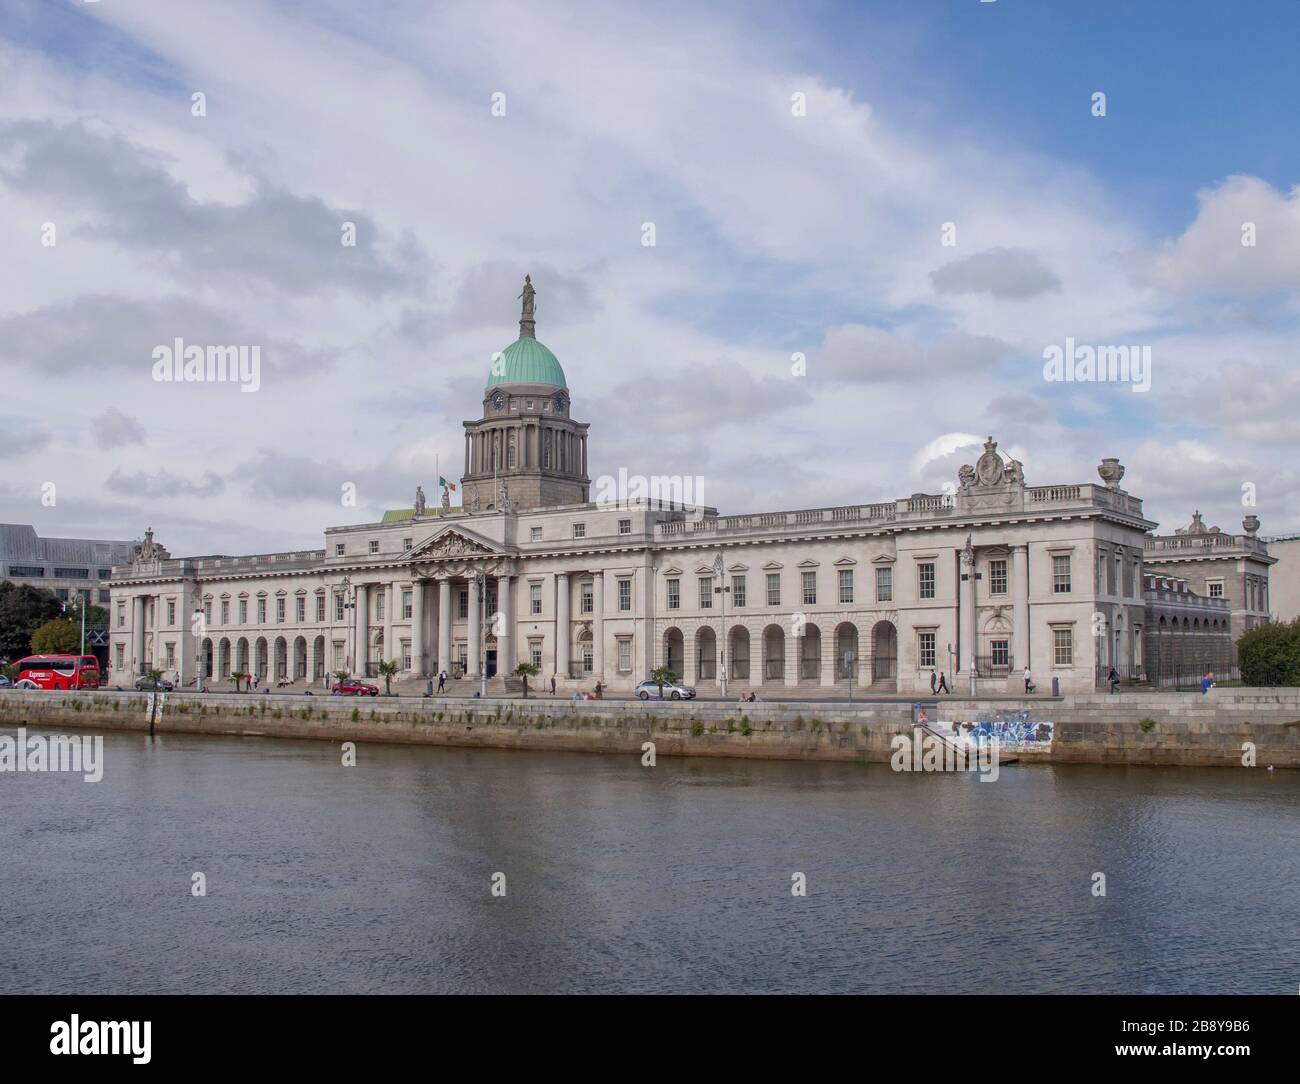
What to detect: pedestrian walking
<box><xmin>929</xmin><ymin>670</ymin><xmax>938</xmax><ymax>694</ymax></box>
<box><xmin>437</xmin><ymin>669</ymin><xmax>447</xmax><ymax>694</ymax></box>
<box><xmin>936</xmin><ymin>672</ymin><xmax>950</xmax><ymax>694</ymax></box>
<box><xmin>1108</xmin><ymin>666</ymin><xmax>1120</xmax><ymax>694</ymax></box>
<box><xmin>1023</xmin><ymin>667</ymin><xmax>1035</xmax><ymax>694</ymax></box>
<box><xmin>550</xmin><ymin>675</ymin><xmax>556</xmax><ymax>696</ymax></box>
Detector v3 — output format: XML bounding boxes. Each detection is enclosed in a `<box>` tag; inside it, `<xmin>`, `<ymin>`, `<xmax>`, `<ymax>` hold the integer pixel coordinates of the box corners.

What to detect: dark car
<box><xmin>331</xmin><ymin>679</ymin><xmax>379</xmax><ymax>697</ymax></box>
<box><xmin>134</xmin><ymin>675</ymin><xmax>175</xmax><ymax>692</ymax></box>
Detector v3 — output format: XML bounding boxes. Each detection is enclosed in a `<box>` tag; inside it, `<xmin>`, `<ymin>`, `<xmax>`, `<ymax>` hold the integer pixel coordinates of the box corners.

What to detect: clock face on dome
<box><xmin>491</xmin><ymin>393</ymin><xmax>505</xmax><ymax>410</ymax></box>
<box><xmin>554</xmin><ymin>392</ymin><xmax>568</xmax><ymax>411</ymax></box>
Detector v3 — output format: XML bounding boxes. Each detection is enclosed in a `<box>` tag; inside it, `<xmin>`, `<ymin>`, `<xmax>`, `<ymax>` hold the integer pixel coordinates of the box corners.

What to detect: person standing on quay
<box><xmin>437</xmin><ymin>669</ymin><xmax>447</xmax><ymax>694</ymax></box>
<box><xmin>930</xmin><ymin>670</ymin><xmax>938</xmax><ymax>694</ymax></box>
<box><xmin>1024</xmin><ymin>667</ymin><xmax>1035</xmax><ymax>694</ymax></box>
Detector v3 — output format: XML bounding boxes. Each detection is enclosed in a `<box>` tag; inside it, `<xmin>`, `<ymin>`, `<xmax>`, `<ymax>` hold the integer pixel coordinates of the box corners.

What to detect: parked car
<box><xmin>635</xmin><ymin>678</ymin><xmax>696</xmax><ymax>701</ymax></box>
<box><xmin>0</xmin><ymin>674</ymin><xmax>11</xmax><ymax>689</ymax></box>
<box><xmin>134</xmin><ymin>675</ymin><xmax>175</xmax><ymax>692</ymax></box>
<box><xmin>331</xmin><ymin>679</ymin><xmax>379</xmax><ymax>697</ymax></box>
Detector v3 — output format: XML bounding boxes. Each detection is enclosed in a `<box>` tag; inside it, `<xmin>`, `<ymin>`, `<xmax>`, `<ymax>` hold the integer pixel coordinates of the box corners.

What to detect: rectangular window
<box><xmin>334</xmin><ymin>594</ymin><xmax>344</xmax><ymax>621</ymax></box>
<box><xmin>458</xmin><ymin>591</ymin><xmax>469</xmax><ymax>619</ymax></box>
<box><xmin>766</xmin><ymin>573</ymin><xmax>781</xmax><ymax>607</ymax></box>
<box><xmin>316</xmin><ymin>595</ymin><xmax>326</xmax><ymax>622</ymax></box>
<box><xmin>918</xmin><ymin>631</ymin><xmax>936</xmax><ymax>669</ymax></box>
<box><xmin>54</xmin><ymin>567</ymin><xmax>89</xmax><ymax>579</ymax></box>
<box><xmin>166</xmin><ymin>601</ymin><xmax>176</xmax><ymax>625</ymax></box>
<box><xmin>876</xmin><ymin>567</ymin><xmax>892</xmax><ymax>602</ymax></box>
<box><xmin>918</xmin><ymin>562</ymin><xmax>935</xmax><ymax>600</ymax></box>
<box><xmin>667</xmin><ymin>578</ymin><xmax>680</xmax><ymax>610</ymax></box>
<box><xmin>838</xmin><ymin>569</ymin><xmax>853</xmax><ymax>604</ymax></box>
<box><xmin>295</xmin><ymin>597</ymin><xmax>305</xmax><ymax>622</ymax></box>
<box><xmin>530</xmin><ymin>526</ymin><xmax>542</xmax><ymax>542</ymax></box>
<box><xmin>335</xmin><ymin>543</ymin><xmax>345</xmax><ymax>556</ymax></box>
<box><xmin>402</xmin><ymin>590</ymin><xmax>412</xmax><ymax>619</ymax></box>
<box><xmin>1053</xmin><ymin>627</ymin><xmax>1074</xmax><ymax>665</ymax></box>
<box><xmin>457</xmin><ymin>645</ymin><xmax>468</xmax><ymax>673</ymax></box>
<box><xmin>369</xmin><ymin>540</ymin><xmax>379</xmax><ymax>554</ymax></box>
<box><xmin>276</xmin><ymin>598</ymin><xmax>285</xmax><ymax>623</ymax></box>
<box><xmin>581</xmin><ymin>581</ymin><xmax>594</xmax><ymax>614</ymax></box>
<box><xmin>221</xmin><ymin>600</ymin><xmax>230</xmax><ymax>625</ymax></box>
<box><xmin>530</xmin><ymin>584</ymin><xmax>542</xmax><ymax>615</ymax></box>
<box><xmin>1052</xmin><ymin>554</ymin><xmax>1072</xmax><ymax>593</ymax></box>
<box><xmin>573</xmin><ymin>523</ymin><xmax>586</xmax><ymax>539</ymax></box>
<box><xmin>618</xmin><ymin>638</ymin><xmax>633</xmax><ymax>672</ymax></box>
<box><xmin>163</xmin><ymin>642</ymin><xmax>175</xmax><ymax>667</ymax></box>
<box><xmin>333</xmin><ymin>642</ymin><xmax>345</xmax><ymax>670</ymax></box>
<box><xmin>618</xmin><ymin>579</ymin><xmax>631</xmax><ymax>612</ymax></box>
<box><xmin>115</xmin><ymin>644</ymin><xmax>124</xmax><ymax>669</ymax></box>
<box><xmin>1208</xmin><ymin>581</ymin><xmax>1224</xmax><ymax>598</ymax></box>
<box><xmin>402</xmin><ymin>642</ymin><xmax>412</xmax><ymax>670</ymax></box>
<box><xmin>8</xmin><ymin>565</ymin><xmax>44</xmax><ymax>577</ymax></box>
<box><xmin>731</xmin><ymin>575</ymin><xmax>746</xmax><ymax>608</ymax></box>
<box><xmin>699</xmin><ymin>577</ymin><xmax>713</xmax><ymax>609</ymax></box>
<box><xmin>97</xmin><ymin>568</ymin><xmax>112</xmax><ymax>580</ymax></box>
<box><xmin>989</xmin><ymin>559</ymin><xmax>1007</xmax><ymax>595</ymax></box>
<box><xmin>529</xmin><ymin>641</ymin><xmax>543</xmax><ymax>669</ymax></box>
<box><xmin>618</xmin><ymin>519</ymin><xmax>632</xmax><ymax>535</ymax></box>
<box><xmin>203</xmin><ymin>601</ymin><xmax>212</xmax><ymax>626</ymax></box>
<box><xmin>801</xmin><ymin>571</ymin><xmax>817</xmax><ymax>605</ymax></box>
<box><xmin>98</xmin><ymin>589</ymin><xmax>110</xmax><ymax>605</ymax></box>
<box><xmin>240</xmin><ymin>599</ymin><xmax>249</xmax><ymax>624</ymax></box>
<box><xmin>991</xmin><ymin>639</ymin><xmax>1009</xmax><ymax>667</ymax></box>
<box><xmin>402</xmin><ymin>538</ymin><xmax>412</xmax><ymax>552</ymax></box>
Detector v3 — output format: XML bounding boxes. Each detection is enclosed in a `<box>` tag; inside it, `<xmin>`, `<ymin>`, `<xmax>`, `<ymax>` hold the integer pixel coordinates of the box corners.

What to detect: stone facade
<box><xmin>110</xmin><ymin>282</ymin><xmax>1161</xmax><ymax>695</ymax></box>
<box><xmin>1142</xmin><ymin>511</ymin><xmax>1275</xmax><ymax>658</ymax></box>
<box><xmin>1261</xmin><ymin>535</ymin><xmax>1300</xmax><ymax>622</ymax></box>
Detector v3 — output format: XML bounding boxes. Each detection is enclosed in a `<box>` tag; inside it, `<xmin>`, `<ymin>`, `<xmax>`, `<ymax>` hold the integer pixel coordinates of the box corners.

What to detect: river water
<box><xmin>1</xmin><ymin>727</ymin><xmax>1295</xmax><ymax>994</ymax></box>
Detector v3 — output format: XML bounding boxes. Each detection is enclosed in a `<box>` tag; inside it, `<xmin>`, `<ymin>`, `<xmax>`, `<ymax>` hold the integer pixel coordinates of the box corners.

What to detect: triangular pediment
<box><xmin>405</xmin><ymin>525</ymin><xmax>506</xmax><ymax>562</ymax></box>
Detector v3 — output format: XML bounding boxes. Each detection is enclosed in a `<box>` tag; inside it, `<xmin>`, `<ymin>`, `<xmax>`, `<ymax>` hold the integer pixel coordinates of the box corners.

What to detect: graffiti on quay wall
<box><xmin>932</xmin><ymin>709</ymin><xmax>1054</xmax><ymax>748</ymax></box>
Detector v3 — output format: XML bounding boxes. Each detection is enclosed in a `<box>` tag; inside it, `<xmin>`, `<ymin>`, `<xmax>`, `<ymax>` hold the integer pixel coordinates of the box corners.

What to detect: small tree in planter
<box><xmin>650</xmin><ymin>664</ymin><xmax>677</xmax><ymax>699</ymax></box>
<box><xmin>513</xmin><ymin>661</ymin><xmax>540</xmax><ymax>698</ymax></box>
<box><xmin>377</xmin><ymin>659</ymin><xmax>400</xmax><ymax>696</ymax></box>
<box><xmin>333</xmin><ymin>670</ymin><xmax>350</xmax><ymax>689</ymax></box>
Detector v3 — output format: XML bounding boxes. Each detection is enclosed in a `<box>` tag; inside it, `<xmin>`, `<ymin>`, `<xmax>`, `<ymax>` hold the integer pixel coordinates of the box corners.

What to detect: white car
<box><xmin>635</xmin><ymin>679</ymin><xmax>696</xmax><ymax>701</ymax></box>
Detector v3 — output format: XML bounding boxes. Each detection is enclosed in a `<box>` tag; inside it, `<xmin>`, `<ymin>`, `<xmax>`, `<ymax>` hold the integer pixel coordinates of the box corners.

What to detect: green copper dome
<box><xmin>486</xmin><ymin>336</ymin><xmax>567</xmax><ymax>389</ymax></box>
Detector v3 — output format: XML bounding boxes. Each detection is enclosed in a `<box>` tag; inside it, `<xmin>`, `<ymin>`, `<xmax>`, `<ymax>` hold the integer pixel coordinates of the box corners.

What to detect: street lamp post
<box><xmin>341</xmin><ymin>575</ymin><xmax>354</xmax><ymax>677</ymax></box>
<box><xmin>713</xmin><ymin>553</ymin><xmax>729</xmax><ymax>699</ymax></box>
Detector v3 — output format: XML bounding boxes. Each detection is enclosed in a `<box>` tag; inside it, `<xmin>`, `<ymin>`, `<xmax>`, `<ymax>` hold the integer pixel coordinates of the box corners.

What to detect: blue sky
<box><xmin>0</xmin><ymin>0</ymin><xmax>1297</xmax><ymax>552</ymax></box>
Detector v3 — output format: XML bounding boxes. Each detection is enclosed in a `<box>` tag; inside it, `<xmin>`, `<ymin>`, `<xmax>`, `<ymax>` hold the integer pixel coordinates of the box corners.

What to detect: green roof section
<box><xmin>486</xmin><ymin>336</ymin><xmax>567</xmax><ymax>389</ymax></box>
<box><xmin>381</xmin><ymin>507</ymin><xmax>452</xmax><ymax>523</ymax></box>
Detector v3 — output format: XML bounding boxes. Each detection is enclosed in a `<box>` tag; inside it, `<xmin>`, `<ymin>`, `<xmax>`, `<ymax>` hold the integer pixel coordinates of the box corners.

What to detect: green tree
<box><xmin>0</xmin><ymin>581</ymin><xmax>62</xmax><ymax>660</ymax></box>
<box><xmin>377</xmin><ymin>659</ymin><xmax>400</xmax><ymax>695</ymax></box>
<box><xmin>650</xmin><ymin>664</ymin><xmax>677</xmax><ymax>699</ymax></box>
<box><xmin>30</xmin><ymin>617</ymin><xmax>82</xmax><ymax>655</ymax></box>
<box><xmin>513</xmin><ymin>661</ymin><xmax>540</xmax><ymax>698</ymax></box>
<box><xmin>1237</xmin><ymin>619</ymin><xmax>1300</xmax><ymax>686</ymax></box>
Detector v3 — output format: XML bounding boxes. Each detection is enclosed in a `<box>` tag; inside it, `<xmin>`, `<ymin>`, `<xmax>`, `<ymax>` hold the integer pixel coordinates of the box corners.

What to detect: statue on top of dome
<box><xmin>518</xmin><ymin>275</ymin><xmax>536</xmax><ymax>339</ymax></box>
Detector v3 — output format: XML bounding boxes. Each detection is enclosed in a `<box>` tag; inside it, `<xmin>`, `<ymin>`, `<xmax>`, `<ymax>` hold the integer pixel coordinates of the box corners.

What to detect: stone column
<box><xmin>437</xmin><ymin>579</ymin><xmax>452</xmax><ymax>676</ymax></box>
<box><xmin>592</xmin><ymin>571</ymin><xmax>605</xmax><ymax>679</ymax></box>
<box><xmin>555</xmin><ymin>573</ymin><xmax>570</xmax><ymax>678</ymax></box>
<box><xmin>466</xmin><ymin>574</ymin><xmax>481</xmax><ymax>678</ymax></box>
<box><xmin>960</xmin><ymin>548</ymin><xmax>976</xmax><ymax>683</ymax></box>
<box><xmin>498</xmin><ymin>575</ymin><xmax>514</xmax><ymax>675</ymax></box>
<box><xmin>355</xmin><ymin>584</ymin><xmax>369</xmax><ymax>676</ymax></box>
<box><xmin>382</xmin><ymin>583</ymin><xmax>394</xmax><ymax>669</ymax></box>
<box><xmin>411</xmin><ymin>579</ymin><xmax>425</xmax><ymax>675</ymax></box>
<box><xmin>132</xmin><ymin>595</ymin><xmax>146</xmax><ymax>674</ymax></box>
<box><xmin>1012</xmin><ymin>544</ymin><xmax>1030</xmax><ymax>673</ymax></box>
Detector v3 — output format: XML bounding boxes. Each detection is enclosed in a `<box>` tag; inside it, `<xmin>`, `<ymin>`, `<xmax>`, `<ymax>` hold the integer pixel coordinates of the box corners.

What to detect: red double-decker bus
<box><xmin>12</xmin><ymin>654</ymin><xmax>101</xmax><ymax>690</ymax></box>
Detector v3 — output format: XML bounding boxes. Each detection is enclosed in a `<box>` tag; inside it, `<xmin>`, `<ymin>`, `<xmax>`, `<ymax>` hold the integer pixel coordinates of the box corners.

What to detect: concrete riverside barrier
<box><xmin>1</xmin><ymin>688</ymin><xmax>1298</xmax><ymax>768</ymax></box>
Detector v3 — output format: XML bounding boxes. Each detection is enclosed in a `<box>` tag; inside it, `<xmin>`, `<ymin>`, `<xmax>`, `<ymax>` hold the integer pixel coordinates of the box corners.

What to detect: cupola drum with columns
<box><xmin>461</xmin><ymin>276</ymin><xmax>591</xmax><ymax>513</ymax></box>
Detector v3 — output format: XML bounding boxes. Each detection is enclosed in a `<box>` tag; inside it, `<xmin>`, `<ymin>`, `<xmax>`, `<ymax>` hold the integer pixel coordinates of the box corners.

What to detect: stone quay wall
<box><xmin>1</xmin><ymin>689</ymin><xmax>1297</xmax><ymax>768</ymax></box>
